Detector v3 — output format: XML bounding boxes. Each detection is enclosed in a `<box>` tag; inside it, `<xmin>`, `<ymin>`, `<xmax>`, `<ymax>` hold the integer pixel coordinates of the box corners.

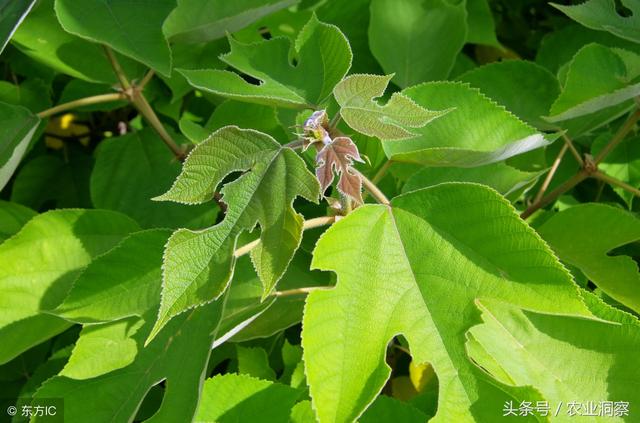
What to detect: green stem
<box><xmin>103</xmin><ymin>46</ymin><xmax>130</xmax><ymax>89</ymax></box>
<box><xmin>533</xmin><ymin>142</ymin><xmax>569</xmax><ymax>204</ymax></box>
<box><xmin>37</xmin><ymin>93</ymin><xmax>127</xmax><ymax>119</ymax></box>
<box><xmin>358</xmin><ymin>170</ymin><xmax>390</xmax><ymax>205</ymax></box>
<box><xmin>594</xmin><ymin>109</ymin><xmax>640</xmax><ymax>165</ymax></box>
<box><xmin>271</xmin><ymin>286</ymin><xmax>331</xmax><ymax>297</ymax></box>
<box><xmin>593</xmin><ymin>171</ymin><xmax>640</xmax><ymax>198</ymax></box>
<box><xmin>521</xmin><ymin>170</ymin><xmax>589</xmax><ymax>219</ymax></box>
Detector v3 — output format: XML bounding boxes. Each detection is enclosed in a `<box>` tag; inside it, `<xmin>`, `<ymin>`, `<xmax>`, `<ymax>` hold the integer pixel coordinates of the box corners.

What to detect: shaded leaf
<box><xmin>465</xmin><ymin>0</ymin><xmax>499</xmax><ymax>48</ymax></box>
<box><xmin>552</xmin><ymin>0</ymin><xmax>640</xmax><ymax>44</ymax></box>
<box><xmin>148</xmin><ymin>126</ymin><xmax>319</xmax><ymax>342</ymax></box>
<box><xmin>164</xmin><ymin>0</ymin><xmax>298</xmax><ymax>44</ymax></box>
<box><xmin>316</xmin><ymin>136</ymin><xmax>364</xmax><ymax>203</ymax></box>
<box><xmin>538</xmin><ymin>204</ymin><xmax>640</xmax><ymax>313</ymax></box>
<box><xmin>369</xmin><ymin>0</ymin><xmax>466</xmax><ymax>87</ymax></box>
<box><xmin>547</xmin><ymin>44</ymin><xmax>640</xmax><ymax>122</ymax></box>
<box><xmin>593</xmin><ymin>134</ymin><xmax>640</xmax><ymax>208</ymax></box>
<box><xmin>302</xmin><ymin>183</ymin><xmax>589</xmax><ymax>422</ymax></box>
<box><xmin>0</xmin><ymin>0</ymin><xmax>36</xmax><ymax>54</ymax></box>
<box><xmin>194</xmin><ymin>373</ymin><xmax>300</xmax><ymax>423</ymax></box>
<box><xmin>0</xmin><ymin>101</ymin><xmax>39</xmax><ymax>191</ymax></box>
<box><xmin>54</xmin><ymin>0</ymin><xmax>174</xmax><ymax>76</ymax></box>
<box><xmin>0</xmin><ymin>200</ymin><xmax>36</xmax><ymax>243</ymax></box>
<box><xmin>179</xmin><ymin>14</ymin><xmax>351</xmax><ymax>108</ymax></box>
<box><xmin>0</xmin><ymin>209</ymin><xmax>138</xmax><ymax>364</ymax></box>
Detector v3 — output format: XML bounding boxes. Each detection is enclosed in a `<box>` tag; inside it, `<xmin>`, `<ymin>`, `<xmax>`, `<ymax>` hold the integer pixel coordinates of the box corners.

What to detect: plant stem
<box><xmin>270</xmin><ymin>286</ymin><xmax>331</xmax><ymax>297</ymax></box>
<box><xmin>562</xmin><ymin>133</ymin><xmax>584</xmax><ymax>167</ymax></box>
<box><xmin>521</xmin><ymin>170</ymin><xmax>589</xmax><ymax>219</ymax></box>
<box><xmin>138</xmin><ymin>69</ymin><xmax>155</xmax><ymax>91</ymax></box>
<box><xmin>533</xmin><ymin>142</ymin><xmax>569</xmax><ymax>204</ymax></box>
<box><xmin>358</xmin><ymin>170</ymin><xmax>390</xmax><ymax>205</ymax></box>
<box><xmin>371</xmin><ymin>160</ymin><xmax>393</xmax><ymax>185</ymax></box>
<box><xmin>594</xmin><ymin>109</ymin><xmax>640</xmax><ymax>165</ymax></box>
<box><xmin>131</xmin><ymin>91</ymin><xmax>185</xmax><ymax>159</ymax></box>
<box><xmin>593</xmin><ymin>171</ymin><xmax>640</xmax><ymax>198</ymax></box>
<box><xmin>37</xmin><ymin>93</ymin><xmax>126</xmax><ymax>119</ymax></box>
<box><xmin>284</xmin><ymin>139</ymin><xmax>305</xmax><ymax>150</ymax></box>
<box><xmin>329</xmin><ymin>112</ymin><xmax>342</xmax><ymax>129</ymax></box>
<box><xmin>103</xmin><ymin>46</ymin><xmax>130</xmax><ymax>89</ymax></box>
<box><xmin>233</xmin><ymin>216</ymin><xmax>336</xmax><ymax>258</ymax></box>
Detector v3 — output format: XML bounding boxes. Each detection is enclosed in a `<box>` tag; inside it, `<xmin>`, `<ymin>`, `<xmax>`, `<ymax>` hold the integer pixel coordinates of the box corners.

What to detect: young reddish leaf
<box><xmin>316</xmin><ymin>136</ymin><xmax>364</xmax><ymax>204</ymax></box>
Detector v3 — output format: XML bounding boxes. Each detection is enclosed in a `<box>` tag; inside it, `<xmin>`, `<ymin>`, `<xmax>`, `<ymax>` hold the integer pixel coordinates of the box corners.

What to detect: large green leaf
<box><xmin>194</xmin><ymin>373</ymin><xmax>300</xmax><ymax>423</ymax></box>
<box><xmin>457</xmin><ymin>61</ymin><xmax>560</xmax><ymax>130</ymax></box>
<box><xmin>368</xmin><ymin>0</ymin><xmax>466</xmax><ymax>87</ymax></box>
<box><xmin>302</xmin><ymin>183</ymin><xmax>590</xmax><ymax>422</ymax></box>
<box><xmin>148</xmin><ymin>126</ymin><xmax>319</xmax><ymax>342</ymax></box>
<box><xmin>469</xmin><ymin>298</ymin><xmax>640</xmax><ymax>423</ymax></box>
<box><xmin>382</xmin><ymin>82</ymin><xmax>551</xmax><ymax>166</ymax></box>
<box><xmin>90</xmin><ymin>129</ymin><xmax>216</xmax><ymax>229</ymax></box>
<box><xmin>333</xmin><ymin>74</ymin><xmax>447</xmax><ymax>140</ymax></box>
<box><xmin>0</xmin><ymin>200</ymin><xmax>35</xmax><ymax>243</ymax></box>
<box><xmin>537</xmin><ymin>204</ymin><xmax>640</xmax><ymax>314</ymax></box>
<box><xmin>0</xmin><ymin>0</ymin><xmax>36</xmax><ymax>54</ymax></box>
<box><xmin>0</xmin><ymin>209</ymin><xmax>138</xmax><ymax>364</ymax></box>
<box><xmin>0</xmin><ymin>101</ymin><xmax>39</xmax><ymax>191</ymax></box>
<box><xmin>465</xmin><ymin>0</ymin><xmax>499</xmax><ymax>48</ymax></box>
<box><xmin>164</xmin><ymin>0</ymin><xmax>298</xmax><ymax>44</ymax></box>
<box><xmin>34</xmin><ymin>302</ymin><xmax>224</xmax><ymax>422</ymax></box>
<box><xmin>547</xmin><ymin>44</ymin><xmax>640</xmax><ymax>122</ymax></box>
<box><xmin>403</xmin><ymin>162</ymin><xmax>541</xmax><ymax>198</ymax></box>
<box><xmin>11</xmin><ymin>0</ymin><xmax>143</xmax><ymax>84</ymax></box>
<box><xmin>179</xmin><ymin>15</ymin><xmax>351</xmax><ymax>108</ymax></box>
<box><xmin>54</xmin><ymin>0</ymin><xmax>175</xmax><ymax>76</ymax></box>
<box><xmin>552</xmin><ymin>0</ymin><xmax>640</xmax><ymax>44</ymax></box>
<box><xmin>53</xmin><ymin>229</ymin><xmax>171</xmax><ymax>323</ymax></box>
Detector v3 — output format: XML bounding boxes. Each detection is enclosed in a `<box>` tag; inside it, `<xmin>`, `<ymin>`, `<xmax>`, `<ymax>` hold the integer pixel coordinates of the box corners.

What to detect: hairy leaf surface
<box><xmin>302</xmin><ymin>183</ymin><xmax>590</xmax><ymax>422</ymax></box>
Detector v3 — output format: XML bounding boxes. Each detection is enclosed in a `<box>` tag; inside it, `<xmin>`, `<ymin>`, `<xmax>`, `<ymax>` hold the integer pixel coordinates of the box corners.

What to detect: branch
<box><xmin>233</xmin><ymin>216</ymin><xmax>337</xmax><ymax>258</ymax></box>
<box><xmin>37</xmin><ymin>93</ymin><xmax>127</xmax><ymax>119</ymax></box>
<box><xmin>521</xmin><ymin>170</ymin><xmax>589</xmax><ymax>219</ymax></box>
<box><xmin>593</xmin><ymin>171</ymin><xmax>640</xmax><ymax>198</ymax></box>
<box><xmin>271</xmin><ymin>286</ymin><xmax>331</xmax><ymax>297</ymax></box>
<box><xmin>138</xmin><ymin>69</ymin><xmax>155</xmax><ymax>91</ymax></box>
<box><xmin>131</xmin><ymin>91</ymin><xmax>185</xmax><ymax>160</ymax></box>
<box><xmin>358</xmin><ymin>170</ymin><xmax>390</xmax><ymax>205</ymax></box>
<box><xmin>594</xmin><ymin>108</ymin><xmax>640</xmax><ymax>165</ymax></box>
<box><xmin>533</xmin><ymin>142</ymin><xmax>569</xmax><ymax>204</ymax></box>
<box><xmin>561</xmin><ymin>133</ymin><xmax>584</xmax><ymax>167</ymax></box>
<box><xmin>103</xmin><ymin>46</ymin><xmax>130</xmax><ymax>90</ymax></box>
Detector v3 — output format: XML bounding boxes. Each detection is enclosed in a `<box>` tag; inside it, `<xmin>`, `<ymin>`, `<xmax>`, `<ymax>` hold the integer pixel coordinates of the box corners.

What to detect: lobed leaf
<box><xmin>316</xmin><ymin>136</ymin><xmax>364</xmax><ymax>203</ymax></box>
<box><xmin>333</xmin><ymin>74</ymin><xmax>447</xmax><ymax>141</ymax></box>
<box><xmin>148</xmin><ymin>126</ymin><xmax>319</xmax><ymax>343</ymax></box>
<box><xmin>179</xmin><ymin>14</ymin><xmax>351</xmax><ymax>108</ymax></box>
<box><xmin>552</xmin><ymin>0</ymin><xmax>640</xmax><ymax>44</ymax></box>
<box><xmin>302</xmin><ymin>183</ymin><xmax>590</xmax><ymax>422</ymax></box>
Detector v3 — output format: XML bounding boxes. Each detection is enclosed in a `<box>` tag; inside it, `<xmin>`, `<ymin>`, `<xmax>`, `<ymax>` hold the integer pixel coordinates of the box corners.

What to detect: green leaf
<box><xmin>383</xmin><ymin>82</ymin><xmax>551</xmax><ymax>166</ymax></box>
<box><xmin>368</xmin><ymin>0</ymin><xmax>467</xmax><ymax>87</ymax></box>
<box><xmin>35</xmin><ymin>301</ymin><xmax>224</xmax><ymax>422</ymax></box>
<box><xmin>547</xmin><ymin>44</ymin><xmax>640</xmax><ymax>122</ymax></box>
<box><xmin>236</xmin><ymin>346</ymin><xmax>277</xmax><ymax>381</ymax></box>
<box><xmin>194</xmin><ymin>373</ymin><xmax>300</xmax><ymax>423</ymax></box>
<box><xmin>403</xmin><ymin>162</ymin><xmax>542</xmax><ymax>198</ymax></box>
<box><xmin>465</xmin><ymin>0</ymin><xmax>500</xmax><ymax>48</ymax></box>
<box><xmin>302</xmin><ymin>183</ymin><xmax>590</xmax><ymax>422</ymax></box>
<box><xmin>12</xmin><ymin>0</ymin><xmax>144</xmax><ymax>84</ymax></box>
<box><xmin>53</xmin><ymin>229</ymin><xmax>171</xmax><ymax>323</ymax></box>
<box><xmin>333</xmin><ymin>74</ymin><xmax>447</xmax><ymax>141</ymax></box>
<box><xmin>179</xmin><ymin>14</ymin><xmax>351</xmax><ymax>108</ymax></box>
<box><xmin>164</xmin><ymin>0</ymin><xmax>298</xmax><ymax>44</ymax></box>
<box><xmin>0</xmin><ymin>0</ymin><xmax>36</xmax><ymax>54</ymax></box>
<box><xmin>457</xmin><ymin>61</ymin><xmax>561</xmax><ymax>129</ymax></box>
<box><xmin>54</xmin><ymin>0</ymin><xmax>174</xmax><ymax>76</ymax></box>
<box><xmin>206</xmin><ymin>100</ymin><xmax>289</xmax><ymax>141</ymax></box>
<box><xmin>0</xmin><ymin>78</ymin><xmax>52</xmax><ymax>113</ymax></box>
<box><xmin>0</xmin><ymin>209</ymin><xmax>138</xmax><ymax>364</ymax></box>
<box><xmin>11</xmin><ymin>152</ymin><xmax>93</xmax><ymax>210</ymax></box>
<box><xmin>90</xmin><ymin>129</ymin><xmax>217</xmax><ymax>229</ymax></box>
<box><xmin>538</xmin><ymin>204</ymin><xmax>640</xmax><ymax>314</ymax></box>
<box><xmin>552</xmin><ymin>0</ymin><xmax>640</xmax><ymax>44</ymax></box>
<box><xmin>0</xmin><ymin>200</ymin><xmax>36</xmax><ymax>243</ymax></box>
<box><xmin>593</xmin><ymin>134</ymin><xmax>640</xmax><ymax>208</ymax></box>
<box><xmin>0</xmin><ymin>101</ymin><xmax>39</xmax><ymax>191</ymax></box>
<box><xmin>148</xmin><ymin>126</ymin><xmax>319</xmax><ymax>342</ymax></box>
<box><xmin>360</xmin><ymin>395</ymin><xmax>428</xmax><ymax>423</ymax></box>
<box><xmin>469</xmin><ymin>299</ymin><xmax>640</xmax><ymax>420</ymax></box>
